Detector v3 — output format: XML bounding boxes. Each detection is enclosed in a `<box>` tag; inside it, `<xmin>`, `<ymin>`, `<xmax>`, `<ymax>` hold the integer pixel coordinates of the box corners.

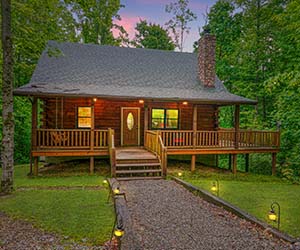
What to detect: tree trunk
<box><xmin>1</xmin><ymin>0</ymin><xmax>14</xmax><ymax>194</ymax></box>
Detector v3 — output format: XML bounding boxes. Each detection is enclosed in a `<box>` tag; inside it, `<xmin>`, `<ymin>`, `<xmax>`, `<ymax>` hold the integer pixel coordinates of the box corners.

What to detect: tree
<box><xmin>133</xmin><ymin>20</ymin><xmax>175</xmax><ymax>50</ymax></box>
<box><xmin>68</xmin><ymin>0</ymin><xmax>125</xmax><ymax>45</ymax></box>
<box><xmin>8</xmin><ymin>0</ymin><xmax>78</xmax><ymax>164</ymax></box>
<box><xmin>165</xmin><ymin>0</ymin><xmax>197</xmax><ymax>52</ymax></box>
<box><xmin>1</xmin><ymin>0</ymin><xmax>14</xmax><ymax>194</ymax></box>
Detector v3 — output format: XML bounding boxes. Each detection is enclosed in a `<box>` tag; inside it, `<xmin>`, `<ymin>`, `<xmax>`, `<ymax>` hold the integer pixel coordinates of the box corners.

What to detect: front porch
<box><xmin>31</xmin><ymin>127</ymin><xmax>280</xmax><ymax>177</ymax></box>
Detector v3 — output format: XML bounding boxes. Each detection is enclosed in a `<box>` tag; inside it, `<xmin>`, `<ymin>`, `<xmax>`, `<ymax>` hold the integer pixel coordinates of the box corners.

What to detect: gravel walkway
<box><xmin>120</xmin><ymin>180</ymin><xmax>292</xmax><ymax>250</ymax></box>
<box><xmin>0</xmin><ymin>212</ymin><xmax>107</xmax><ymax>250</ymax></box>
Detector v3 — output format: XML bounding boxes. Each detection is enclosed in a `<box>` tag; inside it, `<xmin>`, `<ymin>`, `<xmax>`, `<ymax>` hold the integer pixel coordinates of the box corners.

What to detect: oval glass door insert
<box><xmin>127</xmin><ymin>112</ymin><xmax>134</xmax><ymax>130</ymax></box>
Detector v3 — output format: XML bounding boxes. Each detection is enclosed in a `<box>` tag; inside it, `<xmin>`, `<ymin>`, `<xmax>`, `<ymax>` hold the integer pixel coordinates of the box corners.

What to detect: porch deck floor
<box><xmin>116</xmin><ymin>147</ymin><xmax>157</xmax><ymax>160</ymax></box>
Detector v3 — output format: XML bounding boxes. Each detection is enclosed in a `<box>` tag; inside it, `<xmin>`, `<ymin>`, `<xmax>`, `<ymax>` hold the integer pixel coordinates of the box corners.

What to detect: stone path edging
<box><xmin>172</xmin><ymin>176</ymin><xmax>299</xmax><ymax>245</ymax></box>
<box><xmin>108</xmin><ymin>178</ymin><xmax>142</xmax><ymax>250</ymax></box>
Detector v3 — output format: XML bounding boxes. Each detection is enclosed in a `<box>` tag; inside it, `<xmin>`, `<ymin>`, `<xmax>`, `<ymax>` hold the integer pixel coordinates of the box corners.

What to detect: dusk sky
<box><xmin>116</xmin><ymin>0</ymin><xmax>217</xmax><ymax>52</ymax></box>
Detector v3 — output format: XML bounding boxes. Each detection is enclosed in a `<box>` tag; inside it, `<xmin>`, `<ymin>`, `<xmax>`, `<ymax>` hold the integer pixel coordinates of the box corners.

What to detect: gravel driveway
<box><xmin>120</xmin><ymin>180</ymin><xmax>292</xmax><ymax>250</ymax></box>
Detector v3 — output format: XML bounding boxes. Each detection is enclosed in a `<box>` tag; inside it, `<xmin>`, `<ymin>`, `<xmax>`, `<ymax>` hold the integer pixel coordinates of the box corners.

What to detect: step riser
<box><xmin>116</xmin><ymin>158</ymin><xmax>159</xmax><ymax>162</ymax></box>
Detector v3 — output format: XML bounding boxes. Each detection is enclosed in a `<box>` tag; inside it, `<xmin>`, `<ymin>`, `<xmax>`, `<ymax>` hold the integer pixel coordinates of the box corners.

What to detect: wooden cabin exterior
<box><xmin>14</xmin><ymin>35</ymin><xmax>280</xmax><ymax>179</ymax></box>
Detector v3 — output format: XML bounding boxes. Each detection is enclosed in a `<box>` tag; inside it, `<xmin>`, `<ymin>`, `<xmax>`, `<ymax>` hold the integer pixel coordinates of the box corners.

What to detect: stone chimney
<box><xmin>198</xmin><ymin>30</ymin><xmax>216</xmax><ymax>87</ymax></box>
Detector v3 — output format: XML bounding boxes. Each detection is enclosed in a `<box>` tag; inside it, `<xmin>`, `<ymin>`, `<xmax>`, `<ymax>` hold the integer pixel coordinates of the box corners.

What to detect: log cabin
<box><xmin>14</xmin><ymin>33</ymin><xmax>280</xmax><ymax>180</ymax></box>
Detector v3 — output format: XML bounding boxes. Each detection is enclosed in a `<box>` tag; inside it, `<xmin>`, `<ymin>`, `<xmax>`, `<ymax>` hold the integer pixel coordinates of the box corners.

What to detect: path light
<box><xmin>211</xmin><ymin>180</ymin><xmax>219</xmax><ymax>197</ymax></box>
<box><xmin>113</xmin><ymin>187</ymin><xmax>120</xmax><ymax>195</ymax></box>
<box><xmin>102</xmin><ymin>179</ymin><xmax>108</xmax><ymax>185</ymax></box>
<box><xmin>114</xmin><ymin>226</ymin><xmax>125</xmax><ymax>237</ymax></box>
<box><xmin>268</xmin><ymin>202</ymin><xmax>281</xmax><ymax>230</ymax></box>
<box><xmin>178</xmin><ymin>172</ymin><xmax>183</xmax><ymax>177</ymax></box>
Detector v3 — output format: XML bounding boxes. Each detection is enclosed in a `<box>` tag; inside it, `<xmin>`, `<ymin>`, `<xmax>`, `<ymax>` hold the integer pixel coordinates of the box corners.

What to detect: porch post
<box><xmin>234</xmin><ymin>105</ymin><xmax>240</xmax><ymax>149</ymax></box>
<box><xmin>191</xmin><ymin>105</ymin><xmax>197</xmax><ymax>172</ymax></box>
<box><xmin>272</xmin><ymin>153</ymin><xmax>277</xmax><ymax>175</ymax></box>
<box><xmin>245</xmin><ymin>154</ymin><xmax>250</xmax><ymax>172</ymax></box>
<box><xmin>32</xmin><ymin>97</ymin><xmax>38</xmax><ymax>176</ymax></box>
<box><xmin>144</xmin><ymin>106</ymin><xmax>148</xmax><ymax>146</ymax></box>
<box><xmin>232</xmin><ymin>154</ymin><xmax>237</xmax><ymax>175</ymax></box>
<box><xmin>90</xmin><ymin>102</ymin><xmax>95</xmax><ymax>174</ymax></box>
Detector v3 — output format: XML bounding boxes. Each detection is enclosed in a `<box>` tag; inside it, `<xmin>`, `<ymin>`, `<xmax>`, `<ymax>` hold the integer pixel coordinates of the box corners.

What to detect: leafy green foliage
<box><xmin>203</xmin><ymin>0</ymin><xmax>300</xmax><ymax>178</ymax></box>
<box><xmin>133</xmin><ymin>20</ymin><xmax>175</xmax><ymax>50</ymax></box>
<box><xmin>67</xmin><ymin>0</ymin><xmax>125</xmax><ymax>45</ymax></box>
<box><xmin>266</xmin><ymin>71</ymin><xmax>300</xmax><ymax>179</ymax></box>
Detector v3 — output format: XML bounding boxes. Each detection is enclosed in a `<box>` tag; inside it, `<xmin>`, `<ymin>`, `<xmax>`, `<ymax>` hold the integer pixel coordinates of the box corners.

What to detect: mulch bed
<box><xmin>120</xmin><ymin>179</ymin><xmax>296</xmax><ymax>250</ymax></box>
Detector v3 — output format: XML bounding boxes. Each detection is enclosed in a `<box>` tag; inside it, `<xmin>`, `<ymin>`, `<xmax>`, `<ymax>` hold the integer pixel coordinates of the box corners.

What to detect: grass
<box><xmin>168</xmin><ymin>161</ymin><xmax>300</xmax><ymax>238</ymax></box>
<box><xmin>0</xmin><ymin>162</ymin><xmax>114</xmax><ymax>245</ymax></box>
<box><xmin>14</xmin><ymin>160</ymin><xmax>110</xmax><ymax>187</ymax></box>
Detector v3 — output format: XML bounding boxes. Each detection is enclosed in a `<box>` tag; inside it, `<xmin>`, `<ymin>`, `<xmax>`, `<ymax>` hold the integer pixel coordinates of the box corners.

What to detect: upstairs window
<box><xmin>77</xmin><ymin>107</ymin><xmax>92</xmax><ymax>128</ymax></box>
<box><xmin>151</xmin><ymin>108</ymin><xmax>179</xmax><ymax>129</ymax></box>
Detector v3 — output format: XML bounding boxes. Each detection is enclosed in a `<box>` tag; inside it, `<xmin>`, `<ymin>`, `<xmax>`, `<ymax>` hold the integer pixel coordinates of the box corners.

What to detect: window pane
<box><xmin>152</xmin><ymin>109</ymin><xmax>165</xmax><ymax>129</ymax></box>
<box><xmin>127</xmin><ymin>112</ymin><xmax>134</xmax><ymax>130</ymax></box>
<box><xmin>78</xmin><ymin>107</ymin><xmax>91</xmax><ymax>117</ymax></box>
<box><xmin>78</xmin><ymin>118</ymin><xmax>91</xmax><ymax>128</ymax></box>
<box><xmin>166</xmin><ymin>109</ymin><xmax>178</xmax><ymax>128</ymax></box>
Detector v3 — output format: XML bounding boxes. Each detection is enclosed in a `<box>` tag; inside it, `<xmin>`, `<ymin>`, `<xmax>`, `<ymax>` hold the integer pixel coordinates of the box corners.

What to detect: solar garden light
<box><xmin>102</xmin><ymin>179</ymin><xmax>108</xmax><ymax>186</ymax></box>
<box><xmin>114</xmin><ymin>226</ymin><xmax>125</xmax><ymax>237</ymax></box>
<box><xmin>268</xmin><ymin>201</ymin><xmax>281</xmax><ymax>230</ymax></box>
<box><xmin>107</xmin><ymin>186</ymin><xmax>120</xmax><ymax>203</ymax></box>
<box><xmin>113</xmin><ymin>187</ymin><xmax>120</xmax><ymax>195</ymax></box>
<box><xmin>178</xmin><ymin>172</ymin><xmax>183</xmax><ymax>177</ymax></box>
<box><xmin>211</xmin><ymin>180</ymin><xmax>219</xmax><ymax>197</ymax></box>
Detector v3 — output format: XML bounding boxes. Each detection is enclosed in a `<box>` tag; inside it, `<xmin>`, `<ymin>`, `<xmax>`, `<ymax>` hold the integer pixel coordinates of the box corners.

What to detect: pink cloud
<box><xmin>113</xmin><ymin>14</ymin><xmax>145</xmax><ymax>39</ymax></box>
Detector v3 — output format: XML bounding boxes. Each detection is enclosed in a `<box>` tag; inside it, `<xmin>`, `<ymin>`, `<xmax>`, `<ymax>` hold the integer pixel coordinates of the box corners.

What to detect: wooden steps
<box><xmin>115</xmin><ymin>147</ymin><xmax>163</xmax><ymax>180</ymax></box>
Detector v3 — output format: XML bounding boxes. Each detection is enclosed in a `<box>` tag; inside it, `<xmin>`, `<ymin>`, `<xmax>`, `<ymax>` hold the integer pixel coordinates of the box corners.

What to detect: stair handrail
<box><xmin>145</xmin><ymin>130</ymin><xmax>167</xmax><ymax>177</ymax></box>
<box><xmin>108</xmin><ymin>128</ymin><xmax>116</xmax><ymax>177</ymax></box>
<box><xmin>158</xmin><ymin>134</ymin><xmax>167</xmax><ymax>176</ymax></box>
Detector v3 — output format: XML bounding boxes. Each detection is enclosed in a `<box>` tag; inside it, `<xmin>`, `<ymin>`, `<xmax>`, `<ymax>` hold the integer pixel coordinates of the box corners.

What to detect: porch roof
<box><xmin>14</xmin><ymin>41</ymin><xmax>256</xmax><ymax>105</ymax></box>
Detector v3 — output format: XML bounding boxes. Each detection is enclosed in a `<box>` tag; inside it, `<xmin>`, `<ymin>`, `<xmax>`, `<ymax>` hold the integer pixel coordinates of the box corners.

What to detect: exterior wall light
<box><xmin>182</xmin><ymin>101</ymin><xmax>188</xmax><ymax>105</ymax></box>
<box><xmin>93</xmin><ymin>98</ymin><xmax>97</xmax><ymax>102</ymax></box>
<box><xmin>139</xmin><ymin>99</ymin><xmax>144</xmax><ymax>104</ymax></box>
<box><xmin>211</xmin><ymin>180</ymin><xmax>219</xmax><ymax>197</ymax></box>
<box><xmin>268</xmin><ymin>201</ymin><xmax>280</xmax><ymax>229</ymax></box>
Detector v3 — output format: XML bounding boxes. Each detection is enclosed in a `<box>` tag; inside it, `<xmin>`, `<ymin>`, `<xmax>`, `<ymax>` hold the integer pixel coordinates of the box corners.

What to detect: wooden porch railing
<box><xmin>145</xmin><ymin>130</ymin><xmax>167</xmax><ymax>176</ymax></box>
<box><xmin>160</xmin><ymin>129</ymin><xmax>280</xmax><ymax>149</ymax></box>
<box><xmin>108</xmin><ymin>128</ymin><xmax>116</xmax><ymax>177</ymax></box>
<box><xmin>36</xmin><ymin>129</ymin><xmax>108</xmax><ymax>149</ymax></box>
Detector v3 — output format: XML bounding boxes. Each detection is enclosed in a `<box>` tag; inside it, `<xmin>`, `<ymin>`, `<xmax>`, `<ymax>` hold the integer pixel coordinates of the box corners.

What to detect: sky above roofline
<box><xmin>114</xmin><ymin>0</ymin><xmax>217</xmax><ymax>52</ymax></box>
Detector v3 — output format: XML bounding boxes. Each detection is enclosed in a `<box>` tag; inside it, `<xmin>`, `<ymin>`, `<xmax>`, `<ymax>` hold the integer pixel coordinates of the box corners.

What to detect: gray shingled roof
<box><xmin>14</xmin><ymin>41</ymin><xmax>256</xmax><ymax>105</ymax></box>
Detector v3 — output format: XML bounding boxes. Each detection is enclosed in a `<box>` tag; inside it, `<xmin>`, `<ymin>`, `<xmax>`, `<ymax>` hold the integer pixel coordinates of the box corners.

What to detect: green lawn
<box><xmin>168</xmin><ymin>165</ymin><xmax>300</xmax><ymax>238</ymax></box>
<box><xmin>0</xmin><ymin>164</ymin><xmax>114</xmax><ymax>245</ymax></box>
